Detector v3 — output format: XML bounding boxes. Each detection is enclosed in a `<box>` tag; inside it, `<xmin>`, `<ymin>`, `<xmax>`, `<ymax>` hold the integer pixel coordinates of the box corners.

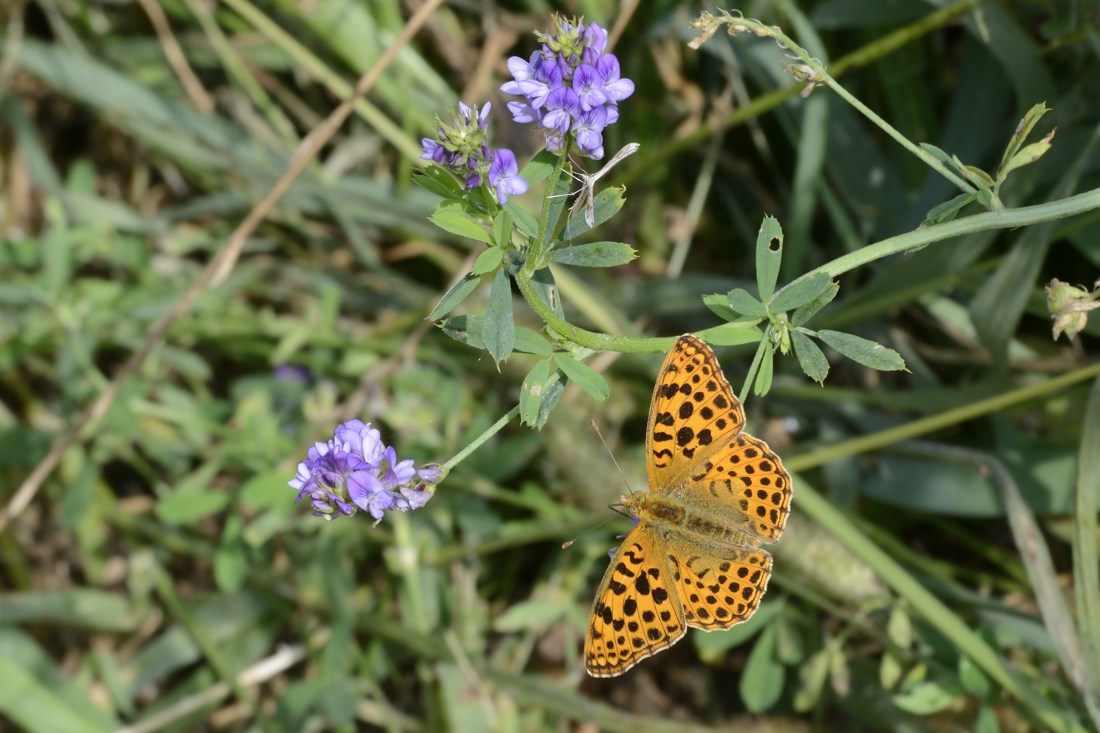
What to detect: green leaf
<box><xmin>769</xmin><ymin>272</ymin><xmax>831</xmax><ymax>313</ymax></box>
<box><xmin>922</xmin><ymin>192</ymin><xmax>976</xmax><ymax>227</ymax></box>
<box><xmin>493</xmin><ymin>598</ymin><xmax>569</xmax><ymax>632</ymax></box>
<box><xmin>999</xmin><ymin>129</ymin><xmax>1055</xmax><ymax>180</ymax></box>
<box><xmin>792</xmin><ymin>330</ymin><xmax>829</xmax><ymax>384</ymax></box>
<box><xmin>492</xmin><ymin>210</ymin><xmax>513</xmax><ymax>247</ymax></box>
<box><xmin>514</xmin><ymin>327</ymin><xmax>553</xmax><ymax>355</ymax></box>
<box><xmin>505</xmin><ymin>199</ymin><xmax>539</xmax><ymax>239</ymax></box>
<box><xmin>519</xmin><ymin>359</ymin><xmax>553</xmax><ymax>426</ymax></box>
<box><xmin>438</xmin><ymin>314</ymin><xmax>483</xmax><ymax>348</ymax></box>
<box><xmin>919</xmin><ymin>142</ymin><xmax>955</xmax><ymax>168</ymax></box>
<box><xmin>791</xmin><ymin>279</ymin><xmax>839</xmax><ymax>326</ymax></box>
<box><xmin>562</xmin><ymin>187</ymin><xmax>627</xmax><ymax>239</ymax></box>
<box><xmin>0</xmin><ymin>647</ymin><xmax>118</xmax><ymax>733</ymax></box>
<box><xmin>483</xmin><ymin>269</ymin><xmax>515</xmax><ymax>365</ymax></box>
<box><xmin>427</xmin><ymin>272</ymin><xmax>483</xmax><ymax>322</ymax></box>
<box><xmin>753</xmin><ymin>340</ymin><xmax>775</xmax><ymax>396</ymax></box>
<box><xmin>997</xmin><ymin>102</ymin><xmax>1049</xmax><ymax>174</ymax></box>
<box><xmin>703</xmin><ymin>293</ymin><xmax>739</xmax><ymax>322</ymax></box>
<box><xmin>892</xmin><ymin>680</ymin><xmax>961</xmax><ymax>715</ymax></box>
<box><xmin>726</xmin><ymin>288</ymin><xmax>768</xmax><ymax>318</ymax></box>
<box><xmin>775</xmin><ymin>614</ymin><xmax>804</xmax><ymax>664</ymax></box>
<box><xmin>958</xmin><ymin>160</ymin><xmax>995</xmax><ymax>189</ymax></box>
<box><xmin>959</xmin><ymin>653</ymin><xmax>994</xmax><ymax>700</ymax></box>
<box><xmin>214</xmin><ymin>516</ymin><xmax>247</xmax><ymax>592</ymax></box>
<box><xmin>519</xmin><ymin>149</ymin><xmax>560</xmax><ymax>185</ymax></box>
<box><xmin>530</xmin><ymin>267</ymin><xmax>564</xmax><ymax>319</ymax></box>
<box><xmin>974</xmin><ymin>705</ymin><xmax>1003</xmax><ymax>733</ymax></box>
<box><xmin>470</xmin><ymin>247</ymin><xmax>503</xmax><ymax>276</ymax></box>
<box><xmin>412</xmin><ymin>167</ymin><xmax>462</xmax><ymax>199</ymax></box>
<box><xmin>971</xmin><ymin>233</ymin><xmax>1052</xmax><ymax>361</ymax></box>
<box><xmin>698</xmin><ymin>321</ymin><xmax>763</xmax><ymax>346</ymax></box>
<box><xmin>156</xmin><ymin>488</ymin><xmax>231</xmax><ymax>524</ymax></box>
<box><xmin>532</xmin><ymin>374</ymin><xmax>566</xmax><ymax>428</ymax></box>
<box><xmin>793</xmin><ymin>647</ymin><xmax>831</xmax><ymax>712</ymax></box>
<box><xmin>740</xmin><ymin>622</ymin><xmax>784</xmax><ymax>713</ymax></box>
<box><xmin>817</xmin><ymin>330</ymin><xmax>907</xmax><ymax>372</ymax></box>
<box><xmin>0</xmin><ymin>590</ymin><xmax>138</xmax><ymax>632</ymax></box>
<box><xmin>552</xmin><ymin>353</ymin><xmax>609</xmax><ymax>401</ymax></box>
<box><xmin>755</xmin><ymin>215</ymin><xmax>784</xmax><ymax>302</ymax></box>
<box><xmin>240</xmin><ymin>470</ymin><xmax>297</xmax><ymax>511</ymax></box>
<box><xmin>429</xmin><ymin>206</ymin><xmax>493</xmax><ymax>244</ymax></box>
<box><xmin>551</xmin><ymin>241</ymin><xmax>637</xmax><ymax>267</ymax></box>
<box><xmin>881</xmin><ymin>605</ymin><xmax>912</xmax><ymax>689</ymax></box>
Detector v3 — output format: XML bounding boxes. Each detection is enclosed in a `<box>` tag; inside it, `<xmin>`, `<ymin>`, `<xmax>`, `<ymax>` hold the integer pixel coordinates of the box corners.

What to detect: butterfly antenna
<box><xmin>590</xmin><ymin>419</ymin><xmax>635</xmax><ymax>496</ymax></box>
<box><xmin>561</xmin><ymin>420</ymin><xmax>634</xmax><ymax>550</ymax></box>
<box><xmin>561</xmin><ymin>514</ymin><xmax>617</xmax><ymax>550</ymax></box>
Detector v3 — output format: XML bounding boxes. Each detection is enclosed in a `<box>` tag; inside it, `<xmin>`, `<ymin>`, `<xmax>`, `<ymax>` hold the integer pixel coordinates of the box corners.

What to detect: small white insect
<box><xmin>570</xmin><ymin>142</ymin><xmax>640</xmax><ymax>227</ymax></box>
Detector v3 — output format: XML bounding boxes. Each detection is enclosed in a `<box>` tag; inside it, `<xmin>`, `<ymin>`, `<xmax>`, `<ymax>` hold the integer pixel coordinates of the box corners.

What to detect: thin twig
<box><xmin>114</xmin><ymin>644</ymin><xmax>306</xmax><ymax>733</ymax></box>
<box><xmin>136</xmin><ymin>0</ymin><xmax>215</xmax><ymax>113</ymax></box>
<box><xmin>0</xmin><ymin>0</ymin><xmax>446</xmax><ymax>534</ymax></box>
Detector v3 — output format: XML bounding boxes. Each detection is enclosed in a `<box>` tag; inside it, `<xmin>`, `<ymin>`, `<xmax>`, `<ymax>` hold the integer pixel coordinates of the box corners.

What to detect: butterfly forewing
<box><xmin>584</xmin><ymin>526</ymin><xmax>686</xmax><ymax>677</ymax></box>
<box><xmin>646</xmin><ymin>335</ymin><xmax>746</xmax><ymax>491</ymax></box>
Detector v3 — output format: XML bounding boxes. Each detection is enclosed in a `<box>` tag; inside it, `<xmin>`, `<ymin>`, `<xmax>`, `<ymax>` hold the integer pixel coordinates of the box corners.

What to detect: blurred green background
<box><xmin>1</xmin><ymin>0</ymin><xmax>1099</xmax><ymax>731</ymax></box>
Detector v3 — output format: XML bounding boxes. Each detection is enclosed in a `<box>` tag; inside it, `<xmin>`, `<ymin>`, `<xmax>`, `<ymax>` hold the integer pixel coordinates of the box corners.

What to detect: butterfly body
<box><xmin>621</xmin><ymin>491</ymin><xmax>760</xmax><ymax>549</ymax></box>
<box><xmin>584</xmin><ymin>335</ymin><xmax>792</xmax><ymax>677</ymax></box>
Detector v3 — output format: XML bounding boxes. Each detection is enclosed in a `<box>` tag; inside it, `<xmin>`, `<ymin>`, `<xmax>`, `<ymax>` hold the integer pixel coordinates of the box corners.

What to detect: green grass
<box><xmin>1</xmin><ymin>1</ymin><xmax>1099</xmax><ymax>731</ymax></box>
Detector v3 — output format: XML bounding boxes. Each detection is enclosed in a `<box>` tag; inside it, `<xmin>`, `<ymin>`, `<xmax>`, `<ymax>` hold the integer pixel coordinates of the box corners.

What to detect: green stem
<box><xmin>442</xmin><ymin>405</ymin><xmax>520</xmax><ymax>471</ymax></box>
<box><xmin>646</xmin><ymin>0</ymin><xmax>980</xmax><ymax>188</ymax></box>
<box><xmin>718</xmin><ymin>14</ymin><xmax>974</xmax><ymax>194</ymax></box>
<box><xmin>771</xmin><ymin>187</ymin><xmax>1100</xmax><ymax>305</ymax></box>
<box><xmin>513</xmin><ymin>267</ymin><xmax>674</xmax><ymax>353</ymax></box>
<box><xmin>1073</xmin><ymin>376</ymin><xmax>1100</xmax><ymax>729</ymax></box>
<box><xmin>513</xmin><ymin>186</ymin><xmax>1100</xmax><ymax>356</ymax></box>
<box><xmin>533</xmin><ymin>141</ymin><xmax>575</xmax><ymax>264</ymax></box>
<box><xmin>787</xmin><ymin>361</ymin><xmax>1100</xmax><ymax>472</ymax></box>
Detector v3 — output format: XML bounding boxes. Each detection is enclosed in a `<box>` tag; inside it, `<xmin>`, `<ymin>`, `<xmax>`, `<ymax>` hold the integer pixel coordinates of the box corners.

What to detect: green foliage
<box><xmin>2</xmin><ymin>1</ymin><xmax>1099</xmax><ymax>732</ymax></box>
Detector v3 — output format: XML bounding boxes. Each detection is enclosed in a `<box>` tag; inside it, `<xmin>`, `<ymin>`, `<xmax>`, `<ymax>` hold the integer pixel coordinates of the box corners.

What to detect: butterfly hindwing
<box><xmin>665</xmin><ymin>536</ymin><xmax>774</xmax><ymax>630</ymax></box>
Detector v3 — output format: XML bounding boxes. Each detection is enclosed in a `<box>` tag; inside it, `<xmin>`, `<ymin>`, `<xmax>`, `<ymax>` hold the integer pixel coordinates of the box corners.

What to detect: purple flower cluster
<box><xmin>500</xmin><ymin>17</ymin><xmax>635</xmax><ymax>160</ymax></box>
<box><xmin>290</xmin><ymin>420</ymin><xmax>445</xmax><ymax>523</ymax></box>
<box><xmin>420</xmin><ymin>102</ymin><xmax>529</xmax><ymax>205</ymax></box>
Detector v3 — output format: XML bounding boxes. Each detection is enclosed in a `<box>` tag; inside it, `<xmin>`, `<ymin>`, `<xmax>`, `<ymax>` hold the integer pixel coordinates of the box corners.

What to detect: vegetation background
<box><xmin>1</xmin><ymin>0</ymin><xmax>1099</xmax><ymax>731</ymax></box>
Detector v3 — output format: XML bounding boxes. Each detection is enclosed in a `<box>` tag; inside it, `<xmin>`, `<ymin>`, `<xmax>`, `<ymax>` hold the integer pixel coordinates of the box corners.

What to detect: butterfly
<box><xmin>584</xmin><ymin>334</ymin><xmax>793</xmax><ymax>677</ymax></box>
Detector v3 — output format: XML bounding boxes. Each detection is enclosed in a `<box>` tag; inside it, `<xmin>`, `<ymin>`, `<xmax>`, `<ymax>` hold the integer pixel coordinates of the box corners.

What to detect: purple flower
<box><xmin>501</xmin><ymin>54</ymin><xmax>559</xmax><ymax>109</ymax></box>
<box><xmin>542</xmin><ymin>87</ymin><xmax>579</xmax><ymax>133</ymax></box>
<box><xmin>420</xmin><ymin>138</ymin><xmax>447</xmax><ymax>164</ymax></box>
<box><xmin>582</xmin><ymin>21</ymin><xmax>608</xmax><ymax>56</ymax></box>
<box><xmin>274</xmin><ymin>364</ymin><xmax>311</xmax><ymax>383</ymax></box>
<box><xmin>420</xmin><ymin>101</ymin><xmax>529</xmax><ymax>207</ymax></box>
<box><xmin>488</xmin><ymin>149</ymin><xmax>529</xmax><ymax>204</ymax></box>
<box><xmin>573</xmin><ymin>106</ymin><xmax>607</xmax><ymax>159</ymax></box>
<box><xmin>596</xmin><ymin>55</ymin><xmax>634</xmax><ymax>103</ymax></box>
<box><xmin>506</xmin><ymin>100</ymin><xmax>540</xmax><ymax>125</ymax></box>
<box><xmin>500</xmin><ymin>17</ymin><xmax>634</xmax><ymax>160</ymax></box>
<box><xmin>573</xmin><ymin>64</ymin><xmax>607</xmax><ymax>110</ymax></box>
<box><xmin>290</xmin><ymin>420</ymin><xmax>447</xmax><ymax>523</ymax></box>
